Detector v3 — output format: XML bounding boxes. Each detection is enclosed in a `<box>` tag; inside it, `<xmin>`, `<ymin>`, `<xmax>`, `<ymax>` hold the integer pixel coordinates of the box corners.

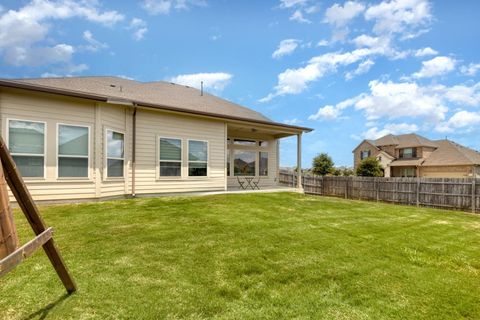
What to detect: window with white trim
<box><xmin>106</xmin><ymin>130</ymin><xmax>124</xmax><ymax>178</ymax></box>
<box><xmin>58</xmin><ymin>124</ymin><xmax>89</xmax><ymax>178</ymax></box>
<box><xmin>159</xmin><ymin>138</ymin><xmax>182</xmax><ymax>177</ymax></box>
<box><xmin>8</xmin><ymin>119</ymin><xmax>45</xmax><ymax>178</ymax></box>
<box><xmin>188</xmin><ymin>140</ymin><xmax>208</xmax><ymax>176</ymax></box>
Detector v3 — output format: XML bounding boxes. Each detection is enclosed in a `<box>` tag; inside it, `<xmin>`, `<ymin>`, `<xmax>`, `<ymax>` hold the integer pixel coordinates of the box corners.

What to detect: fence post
<box><xmin>375</xmin><ymin>178</ymin><xmax>379</xmax><ymax>202</ymax></box>
<box><xmin>416</xmin><ymin>178</ymin><xmax>420</xmax><ymax>206</ymax></box>
<box><xmin>345</xmin><ymin>177</ymin><xmax>348</xmax><ymax>199</ymax></box>
<box><xmin>472</xmin><ymin>178</ymin><xmax>476</xmax><ymax>213</ymax></box>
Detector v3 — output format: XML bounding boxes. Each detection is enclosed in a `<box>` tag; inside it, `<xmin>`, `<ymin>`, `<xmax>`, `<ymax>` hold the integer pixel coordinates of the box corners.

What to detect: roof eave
<box><xmin>0</xmin><ymin>79</ymin><xmax>313</xmax><ymax>134</ymax></box>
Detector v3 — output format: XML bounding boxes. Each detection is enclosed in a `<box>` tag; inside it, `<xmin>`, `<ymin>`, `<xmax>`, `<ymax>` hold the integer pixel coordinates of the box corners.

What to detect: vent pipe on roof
<box><xmin>200</xmin><ymin>81</ymin><xmax>203</xmax><ymax>96</ymax></box>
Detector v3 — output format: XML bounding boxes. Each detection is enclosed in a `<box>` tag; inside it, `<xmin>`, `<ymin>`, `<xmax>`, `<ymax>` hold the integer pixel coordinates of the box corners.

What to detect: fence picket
<box><xmin>278</xmin><ymin>170</ymin><xmax>478</xmax><ymax>214</ymax></box>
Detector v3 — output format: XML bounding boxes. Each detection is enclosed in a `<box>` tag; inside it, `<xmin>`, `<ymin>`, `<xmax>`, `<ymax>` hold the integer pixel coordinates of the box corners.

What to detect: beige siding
<box><xmin>227</xmin><ymin>137</ymin><xmax>278</xmax><ymax>189</ymax></box>
<box><xmin>99</xmin><ymin>103</ymin><xmax>130</xmax><ymax>198</ymax></box>
<box><xmin>0</xmin><ymin>88</ymin><xmax>97</xmax><ymax>201</ymax></box>
<box><xmin>420</xmin><ymin>166</ymin><xmax>474</xmax><ymax>178</ymax></box>
<box><xmin>134</xmin><ymin>109</ymin><xmax>226</xmax><ymax>194</ymax></box>
<box><xmin>0</xmin><ymin>87</ymin><xmax>290</xmax><ymax>201</ymax></box>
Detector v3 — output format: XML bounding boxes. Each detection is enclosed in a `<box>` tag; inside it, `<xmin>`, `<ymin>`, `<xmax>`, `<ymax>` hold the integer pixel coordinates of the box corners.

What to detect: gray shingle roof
<box><xmin>422</xmin><ymin>140</ymin><xmax>480</xmax><ymax>166</ymax></box>
<box><xmin>0</xmin><ymin>76</ymin><xmax>312</xmax><ymax>132</ymax></box>
<box><xmin>372</xmin><ymin>133</ymin><xmax>437</xmax><ymax>148</ymax></box>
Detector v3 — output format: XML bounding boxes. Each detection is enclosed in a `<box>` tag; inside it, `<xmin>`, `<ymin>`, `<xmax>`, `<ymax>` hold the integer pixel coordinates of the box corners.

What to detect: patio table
<box><xmin>244</xmin><ymin>177</ymin><xmax>255</xmax><ymax>190</ymax></box>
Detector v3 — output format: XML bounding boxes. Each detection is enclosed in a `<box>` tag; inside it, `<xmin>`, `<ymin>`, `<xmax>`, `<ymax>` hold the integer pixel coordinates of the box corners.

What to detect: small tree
<box><xmin>312</xmin><ymin>153</ymin><xmax>334</xmax><ymax>176</ymax></box>
<box><xmin>356</xmin><ymin>157</ymin><xmax>383</xmax><ymax>177</ymax></box>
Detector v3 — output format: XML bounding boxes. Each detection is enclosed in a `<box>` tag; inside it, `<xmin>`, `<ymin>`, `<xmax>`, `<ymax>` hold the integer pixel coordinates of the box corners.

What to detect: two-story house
<box><xmin>353</xmin><ymin>133</ymin><xmax>480</xmax><ymax>178</ymax></box>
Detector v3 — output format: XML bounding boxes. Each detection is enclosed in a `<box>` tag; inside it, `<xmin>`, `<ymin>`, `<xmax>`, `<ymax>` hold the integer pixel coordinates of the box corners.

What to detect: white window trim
<box><xmin>187</xmin><ymin>139</ymin><xmax>209</xmax><ymax>178</ymax></box>
<box><xmin>227</xmin><ymin>136</ymin><xmax>273</xmax><ymax>177</ymax></box>
<box><xmin>157</xmin><ymin>136</ymin><xmax>183</xmax><ymax>180</ymax></box>
<box><xmin>56</xmin><ymin>123</ymin><xmax>91</xmax><ymax>180</ymax></box>
<box><xmin>6</xmin><ymin>118</ymin><xmax>47</xmax><ymax>180</ymax></box>
<box><xmin>105</xmin><ymin>129</ymin><xmax>125</xmax><ymax>180</ymax></box>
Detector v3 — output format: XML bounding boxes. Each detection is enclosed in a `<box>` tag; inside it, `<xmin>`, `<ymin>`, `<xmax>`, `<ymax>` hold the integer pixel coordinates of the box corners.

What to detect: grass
<box><xmin>1</xmin><ymin>192</ymin><xmax>480</xmax><ymax>319</ymax></box>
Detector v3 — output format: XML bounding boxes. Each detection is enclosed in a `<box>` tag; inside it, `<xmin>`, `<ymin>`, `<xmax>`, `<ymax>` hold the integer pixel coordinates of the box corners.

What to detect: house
<box><xmin>0</xmin><ymin>76</ymin><xmax>312</xmax><ymax>202</ymax></box>
<box><xmin>353</xmin><ymin>133</ymin><xmax>480</xmax><ymax>178</ymax></box>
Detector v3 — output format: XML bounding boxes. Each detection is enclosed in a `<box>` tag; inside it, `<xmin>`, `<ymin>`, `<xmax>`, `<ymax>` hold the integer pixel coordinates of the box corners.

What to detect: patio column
<box><xmin>297</xmin><ymin>133</ymin><xmax>303</xmax><ymax>190</ymax></box>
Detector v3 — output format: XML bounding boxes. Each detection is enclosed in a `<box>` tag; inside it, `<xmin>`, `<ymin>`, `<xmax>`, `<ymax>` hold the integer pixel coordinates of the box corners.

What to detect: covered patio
<box><xmin>225</xmin><ymin>121</ymin><xmax>311</xmax><ymax>191</ymax></box>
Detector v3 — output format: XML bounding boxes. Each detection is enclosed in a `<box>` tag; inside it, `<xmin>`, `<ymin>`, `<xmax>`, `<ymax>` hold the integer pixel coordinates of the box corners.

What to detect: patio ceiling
<box><xmin>227</xmin><ymin>122</ymin><xmax>304</xmax><ymax>139</ymax></box>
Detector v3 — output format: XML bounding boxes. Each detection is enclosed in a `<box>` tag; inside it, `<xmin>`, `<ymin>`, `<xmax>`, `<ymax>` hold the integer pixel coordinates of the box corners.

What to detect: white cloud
<box><xmin>461</xmin><ymin>63</ymin><xmax>480</xmax><ymax>77</ymax></box>
<box><xmin>317</xmin><ymin>39</ymin><xmax>329</xmax><ymax>47</ymax></box>
<box><xmin>364</xmin><ymin>0</ymin><xmax>432</xmax><ymax>36</ymax></box>
<box><xmin>309</xmin><ymin>96</ymin><xmax>359</xmax><ymax>120</ymax></box>
<box><xmin>0</xmin><ymin>0</ymin><xmax>123</xmax><ymax>67</ymax></box>
<box><xmin>279</xmin><ymin>0</ymin><xmax>308</xmax><ymax>9</ymax></box>
<box><xmin>436</xmin><ymin>111</ymin><xmax>480</xmax><ymax>133</ymax></box>
<box><xmin>142</xmin><ymin>0</ymin><xmax>206</xmax><ymax>15</ymax></box>
<box><xmin>82</xmin><ymin>30</ymin><xmax>108</xmax><ymax>52</ymax></box>
<box><xmin>412</xmin><ymin>56</ymin><xmax>456</xmax><ymax>78</ymax></box>
<box><xmin>261</xmin><ymin>47</ymin><xmax>387</xmax><ymax>101</ymax></box>
<box><xmin>312</xmin><ymin>80</ymin><xmax>480</xmax><ymax>129</ymax></box>
<box><xmin>324</xmin><ymin>1</ymin><xmax>365</xmax><ymax>27</ymax></box>
<box><xmin>284</xmin><ymin>118</ymin><xmax>302</xmax><ymax>125</ymax></box>
<box><xmin>414</xmin><ymin>47</ymin><xmax>438</xmax><ymax>57</ymax></box>
<box><xmin>362</xmin><ymin>123</ymin><xmax>419</xmax><ymax>140</ymax></box>
<box><xmin>272</xmin><ymin>39</ymin><xmax>301</xmax><ymax>59</ymax></box>
<box><xmin>289</xmin><ymin>10</ymin><xmax>311</xmax><ymax>23</ymax></box>
<box><xmin>128</xmin><ymin>18</ymin><xmax>148</xmax><ymax>41</ymax></box>
<box><xmin>169</xmin><ymin>72</ymin><xmax>233</xmax><ymax>91</ymax></box>
<box><xmin>323</xmin><ymin>1</ymin><xmax>365</xmax><ymax>42</ymax></box>
<box><xmin>345</xmin><ymin>59</ymin><xmax>374</xmax><ymax>80</ymax></box>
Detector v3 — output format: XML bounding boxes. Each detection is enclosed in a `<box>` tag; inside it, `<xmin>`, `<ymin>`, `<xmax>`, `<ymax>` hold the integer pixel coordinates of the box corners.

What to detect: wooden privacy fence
<box><xmin>279</xmin><ymin>171</ymin><xmax>480</xmax><ymax>213</ymax></box>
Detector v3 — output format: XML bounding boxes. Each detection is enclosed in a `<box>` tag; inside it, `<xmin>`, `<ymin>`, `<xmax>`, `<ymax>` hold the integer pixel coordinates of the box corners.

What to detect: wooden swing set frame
<box><xmin>0</xmin><ymin>136</ymin><xmax>76</xmax><ymax>294</ymax></box>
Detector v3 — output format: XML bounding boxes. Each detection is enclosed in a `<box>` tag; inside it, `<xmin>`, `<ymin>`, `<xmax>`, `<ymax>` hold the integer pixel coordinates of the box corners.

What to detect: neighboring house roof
<box><xmin>0</xmin><ymin>76</ymin><xmax>312</xmax><ymax>133</ymax></box>
<box><xmin>372</xmin><ymin>133</ymin><xmax>437</xmax><ymax>148</ymax></box>
<box><xmin>389</xmin><ymin>159</ymin><xmax>424</xmax><ymax>167</ymax></box>
<box><xmin>354</xmin><ymin>133</ymin><xmax>480</xmax><ymax>168</ymax></box>
<box><xmin>422</xmin><ymin>140</ymin><xmax>480</xmax><ymax>166</ymax></box>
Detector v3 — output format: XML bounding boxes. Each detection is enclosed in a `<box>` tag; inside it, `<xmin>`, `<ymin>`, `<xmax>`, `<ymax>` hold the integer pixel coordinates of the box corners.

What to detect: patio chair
<box><xmin>237</xmin><ymin>176</ymin><xmax>247</xmax><ymax>190</ymax></box>
<box><xmin>252</xmin><ymin>177</ymin><xmax>260</xmax><ymax>190</ymax></box>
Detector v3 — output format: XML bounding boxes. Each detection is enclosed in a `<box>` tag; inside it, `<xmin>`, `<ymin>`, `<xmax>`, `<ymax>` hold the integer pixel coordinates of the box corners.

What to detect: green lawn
<box><xmin>1</xmin><ymin>193</ymin><xmax>480</xmax><ymax>319</ymax></box>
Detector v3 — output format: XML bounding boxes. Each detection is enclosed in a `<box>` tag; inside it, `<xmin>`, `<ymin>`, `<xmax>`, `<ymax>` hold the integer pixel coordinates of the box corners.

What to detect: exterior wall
<box><xmin>353</xmin><ymin>141</ymin><xmax>379</xmax><ymax>169</ymax></box>
<box><xmin>0</xmin><ymin>88</ymin><xmax>228</xmax><ymax>201</ymax></box>
<box><xmin>134</xmin><ymin>109</ymin><xmax>226</xmax><ymax>195</ymax></box>
<box><xmin>419</xmin><ymin>166</ymin><xmax>474</xmax><ymax>178</ymax></box>
<box><xmin>1</xmin><ymin>88</ymin><xmax>98</xmax><ymax>201</ymax></box>
<box><xmin>391</xmin><ymin>166</ymin><xmax>417</xmax><ymax>177</ymax></box>
<box><xmin>226</xmin><ymin>136</ymin><xmax>278</xmax><ymax>189</ymax></box>
<box><xmin>420</xmin><ymin>146</ymin><xmax>436</xmax><ymax>160</ymax></box>
<box><xmin>379</xmin><ymin>145</ymin><xmax>396</xmax><ymax>157</ymax></box>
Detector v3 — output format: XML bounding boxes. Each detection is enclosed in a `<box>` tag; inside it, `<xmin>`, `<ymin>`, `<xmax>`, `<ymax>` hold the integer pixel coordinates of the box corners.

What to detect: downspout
<box><xmin>132</xmin><ymin>105</ymin><xmax>137</xmax><ymax>197</ymax></box>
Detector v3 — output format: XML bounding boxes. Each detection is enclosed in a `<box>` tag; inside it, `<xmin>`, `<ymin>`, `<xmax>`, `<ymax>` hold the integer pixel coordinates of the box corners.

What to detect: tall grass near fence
<box><xmin>279</xmin><ymin>170</ymin><xmax>479</xmax><ymax>213</ymax></box>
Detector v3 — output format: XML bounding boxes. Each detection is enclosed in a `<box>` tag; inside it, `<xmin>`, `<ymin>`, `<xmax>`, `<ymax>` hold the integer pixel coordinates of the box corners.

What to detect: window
<box><xmin>188</xmin><ymin>140</ymin><xmax>208</xmax><ymax>176</ymax></box>
<box><xmin>259</xmin><ymin>152</ymin><xmax>268</xmax><ymax>176</ymax></box>
<box><xmin>106</xmin><ymin>130</ymin><xmax>124</xmax><ymax>178</ymax></box>
<box><xmin>400</xmin><ymin>148</ymin><xmax>416</xmax><ymax>159</ymax></box>
<box><xmin>234</xmin><ymin>150</ymin><xmax>255</xmax><ymax>176</ymax></box>
<box><xmin>401</xmin><ymin>168</ymin><xmax>416</xmax><ymax>177</ymax></box>
<box><xmin>159</xmin><ymin>138</ymin><xmax>182</xmax><ymax>177</ymax></box>
<box><xmin>58</xmin><ymin>124</ymin><xmax>89</xmax><ymax>178</ymax></box>
<box><xmin>8</xmin><ymin>119</ymin><xmax>45</xmax><ymax>178</ymax></box>
<box><xmin>360</xmin><ymin>150</ymin><xmax>370</xmax><ymax>160</ymax></box>
<box><xmin>234</xmin><ymin>139</ymin><xmax>256</xmax><ymax>146</ymax></box>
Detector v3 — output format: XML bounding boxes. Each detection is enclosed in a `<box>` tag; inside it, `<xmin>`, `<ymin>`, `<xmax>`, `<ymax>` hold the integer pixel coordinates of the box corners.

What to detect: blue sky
<box><xmin>1</xmin><ymin>0</ymin><xmax>480</xmax><ymax>168</ymax></box>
